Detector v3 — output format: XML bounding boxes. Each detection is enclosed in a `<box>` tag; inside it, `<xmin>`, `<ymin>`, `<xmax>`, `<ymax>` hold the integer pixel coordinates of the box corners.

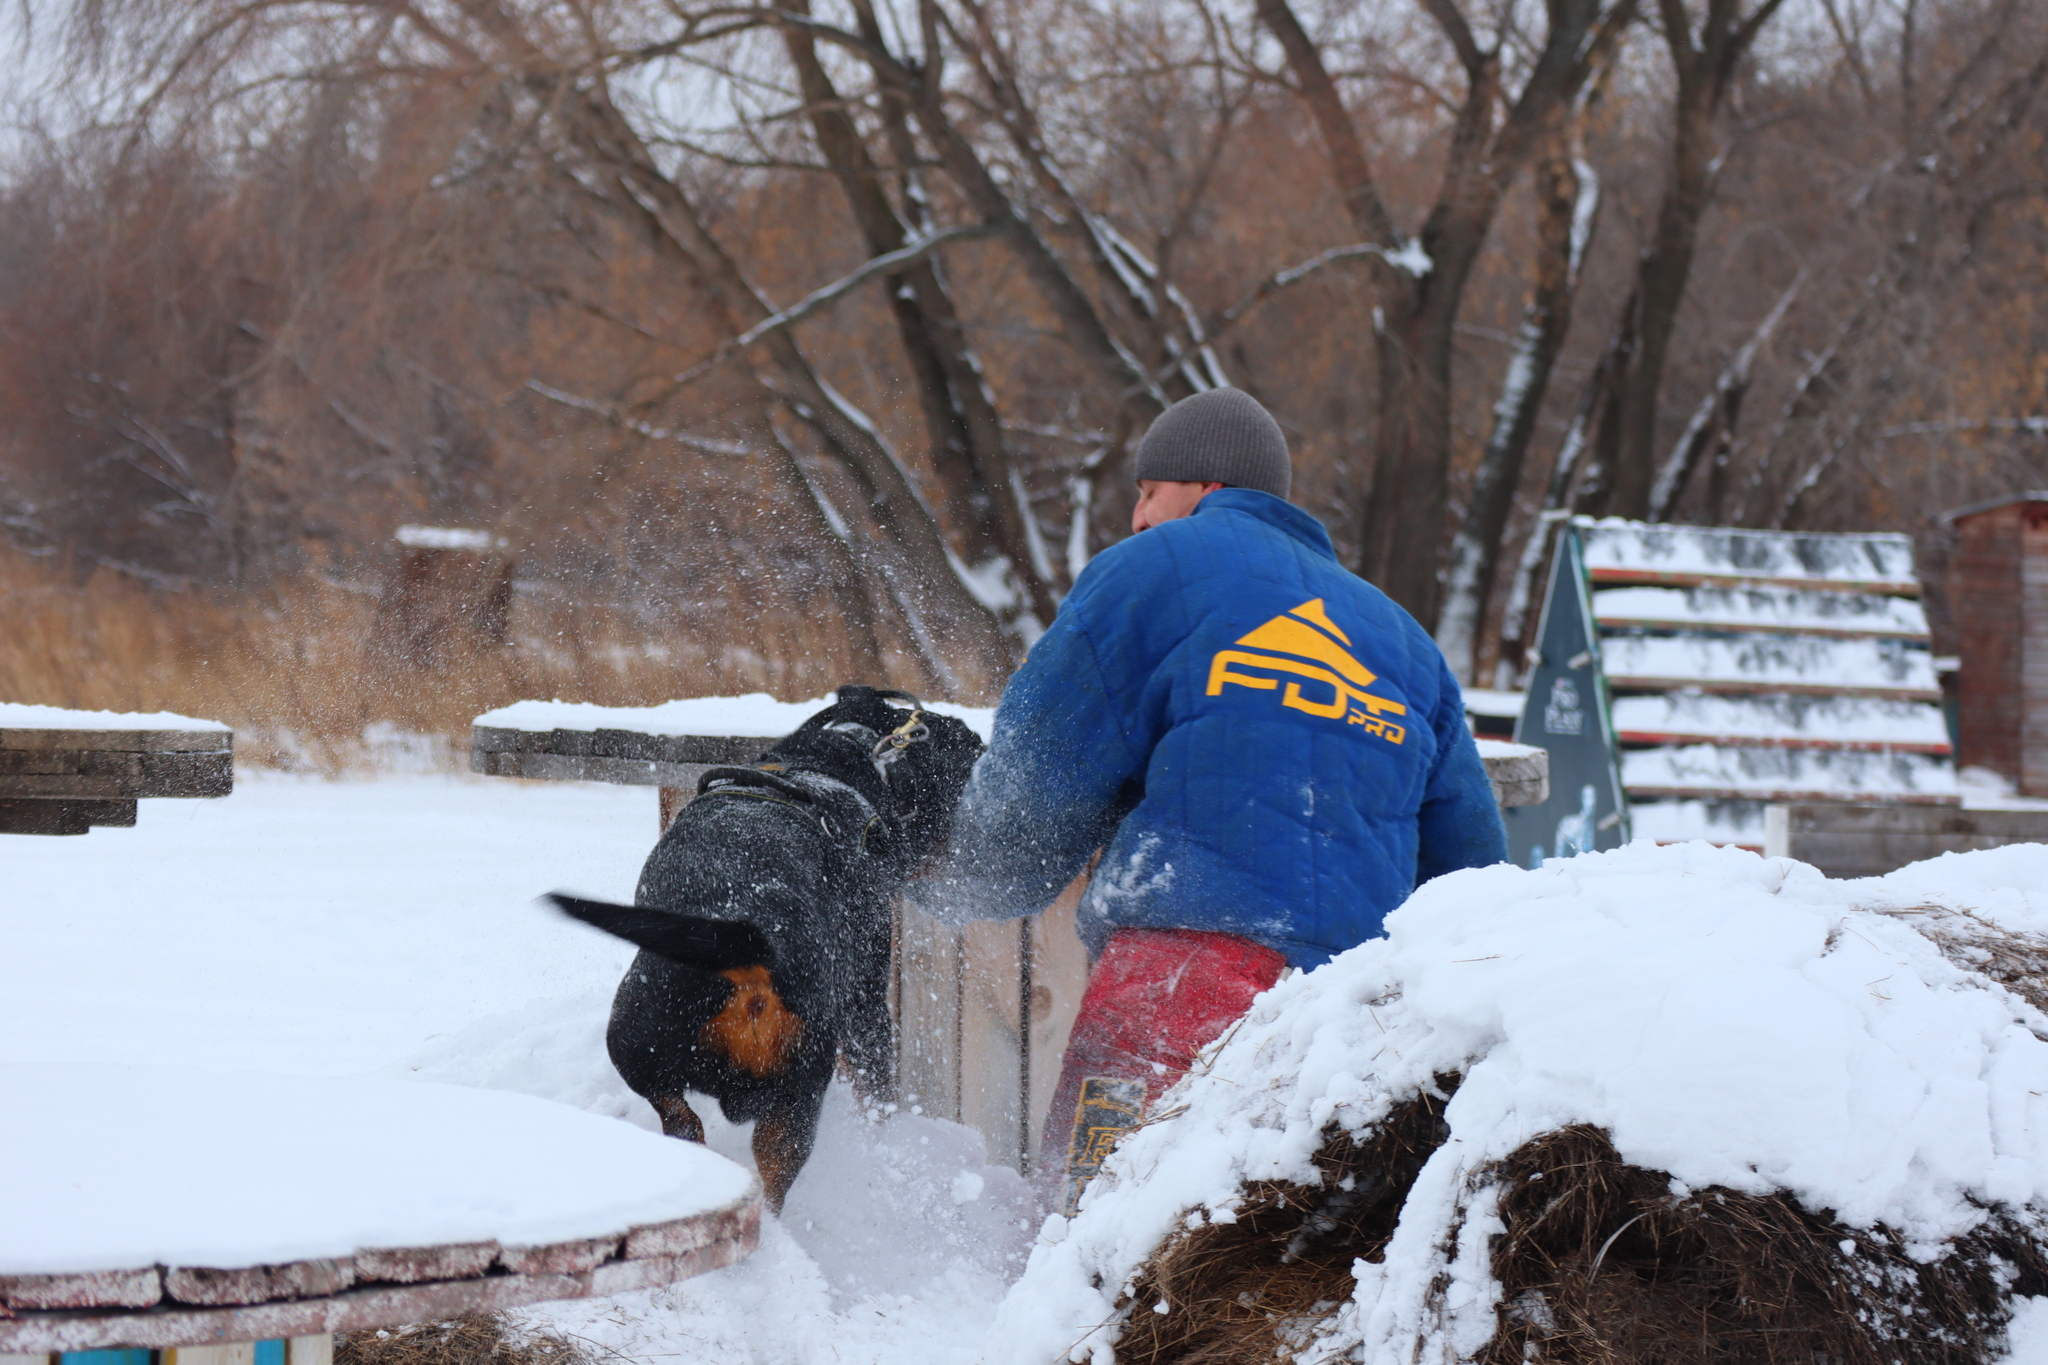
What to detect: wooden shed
<box><xmin>1945</xmin><ymin>493</ymin><xmax>2048</xmax><ymax>797</ymax></box>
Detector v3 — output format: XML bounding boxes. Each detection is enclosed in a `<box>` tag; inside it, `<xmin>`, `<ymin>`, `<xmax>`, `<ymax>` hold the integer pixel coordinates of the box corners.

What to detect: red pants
<box><xmin>1044</xmin><ymin>927</ymin><xmax>1286</xmax><ymax>1212</ymax></box>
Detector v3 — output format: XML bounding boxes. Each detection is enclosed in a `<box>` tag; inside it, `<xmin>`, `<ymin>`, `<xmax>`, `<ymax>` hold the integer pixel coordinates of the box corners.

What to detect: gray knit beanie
<box><xmin>1133</xmin><ymin>389</ymin><xmax>1291</xmax><ymax>499</ymax></box>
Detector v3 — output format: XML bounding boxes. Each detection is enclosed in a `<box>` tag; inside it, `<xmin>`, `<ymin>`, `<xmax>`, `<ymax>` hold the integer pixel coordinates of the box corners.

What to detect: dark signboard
<box><xmin>1504</xmin><ymin>525</ymin><xmax>1630</xmax><ymax>867</ymax></box>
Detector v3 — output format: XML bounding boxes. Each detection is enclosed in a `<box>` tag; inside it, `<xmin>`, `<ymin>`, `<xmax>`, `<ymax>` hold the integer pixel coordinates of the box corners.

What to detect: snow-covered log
<box><xmin>981</xmin><ymin>842</ymin><xmax>2048</xmax><ymax>1365</ymax></box>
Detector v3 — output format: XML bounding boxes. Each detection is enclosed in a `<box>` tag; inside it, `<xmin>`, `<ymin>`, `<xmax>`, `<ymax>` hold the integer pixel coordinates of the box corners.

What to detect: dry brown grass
<box><xmin>336</xmin><ymin>1314</ymin><xmax>587</xmax><ymax>1365</ymax></box>
<box><xmin>0</xmin><ymin>548</ymin><xmax>920</xmax><ymax>772</ymax></box>
<box><xmin>1873</xmin><ymin>903</ymin><xmax>2048</xmax><ymax>1016</ymax></box>
<box><xmin>1113</xmin><ymin>1086</ymin><xmax>2048</xmax><ymax>1365</ymax></box>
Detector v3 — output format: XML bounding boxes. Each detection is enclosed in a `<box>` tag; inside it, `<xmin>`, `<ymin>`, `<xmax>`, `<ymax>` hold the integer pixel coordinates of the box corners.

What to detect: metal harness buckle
<box><xmin>872</xmin><ymin>694</ymin><xmax>931</xmax><ymax>769</ymax></box>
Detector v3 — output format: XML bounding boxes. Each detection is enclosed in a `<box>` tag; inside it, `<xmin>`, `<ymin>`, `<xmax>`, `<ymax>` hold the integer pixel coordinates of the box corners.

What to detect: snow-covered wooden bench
<box><xmin>0</xmin><ymin>705</ymin><xmax>233</xmax><ymax>836</ymax></box>
<box><xmin>0</xmin><ymin>1066</ymin><xmax>759</xmax><ymax>1361</ymax></box>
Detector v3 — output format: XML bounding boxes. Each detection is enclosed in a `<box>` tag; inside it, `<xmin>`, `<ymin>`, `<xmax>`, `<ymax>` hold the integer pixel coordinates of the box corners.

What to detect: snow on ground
<box><xmin>2</xmin><ymin>773</ymin><xmax>1030</xmax><ymax>1364</ymax></box>
<box><xmin>986</xmin><ymin>839</ymin><xmax>2048</xmax><ymax>1365</ymax></box>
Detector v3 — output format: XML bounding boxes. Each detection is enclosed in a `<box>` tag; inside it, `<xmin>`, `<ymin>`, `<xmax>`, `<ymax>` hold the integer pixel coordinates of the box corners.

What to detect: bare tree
<box><xmin>1254</xmin><ymin>0</ymin><xmax>1632</xmax><ymax>629</ymax></box>
<box><xmin>1436</xmin><ymin>77</ymin><xmax>1609</xmax><ymax>681</ymax></box>
<box><xmin>1576</xmin><ymin>0</ymin><xmax>1790</xmax><ymax>520</ymax></box>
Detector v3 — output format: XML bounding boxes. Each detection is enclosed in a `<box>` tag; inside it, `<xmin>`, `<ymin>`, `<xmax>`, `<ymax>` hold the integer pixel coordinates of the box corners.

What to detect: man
<box><xmin>925</xmin><ymin>387</ymin><xmax>1505</xmax><ymax>1210</ymax></box>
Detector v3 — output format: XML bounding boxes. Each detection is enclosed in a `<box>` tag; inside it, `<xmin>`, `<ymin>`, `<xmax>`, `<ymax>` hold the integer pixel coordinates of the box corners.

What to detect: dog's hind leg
<box><xmin>752</xmin><ymin>1079</ymin><xmax>827</xmax><ymax>1213</ymax></box>
<box><xmin>650</xmin><ymin>1093</ymin><xmax>706</xmax><ymax>1144</ymax></box>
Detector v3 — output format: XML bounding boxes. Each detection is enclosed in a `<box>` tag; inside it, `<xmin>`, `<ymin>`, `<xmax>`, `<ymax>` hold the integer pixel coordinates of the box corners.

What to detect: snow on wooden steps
<box><xmin>1592</xmin><ymin>584</ymin><xmax>1929</xmax><ymax>640</ymax></box>
<box><xmin>1601</xmin><ymin>632</ymin><xmax>1940</xmax><ymax>700</ymax></box>
<box><xmin>1620</xmin><ymin>744</ymin><xmax>1959</xmax><ymax>804</ymax></box>
<box><xmin>1574</xmin><ymin>517</ymin><xmax>1955</xmax><ymax>848</ymax></box>
<box><xmin>1611</xmin><ymin>693</ymin><xmax>1951</xmax><ymax>754</ymax></box>
<box><xmin>1579</xmin><ymin>519</ymin><xmax>1919</xmax><ymax>593</ymax></box>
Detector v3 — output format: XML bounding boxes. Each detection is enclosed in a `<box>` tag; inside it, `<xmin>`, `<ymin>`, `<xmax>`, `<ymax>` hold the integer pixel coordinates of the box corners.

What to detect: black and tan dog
<box><xmin>547</xmin><ymin>686</ymin><xmax>982</xmax><ymax>1209</ymax></box>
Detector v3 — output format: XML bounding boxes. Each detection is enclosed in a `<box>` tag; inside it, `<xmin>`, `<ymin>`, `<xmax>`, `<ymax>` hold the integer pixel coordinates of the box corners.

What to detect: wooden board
<box><xmin>893</xmin><ymin>885</ymin><xmax>1090</xmax><ymax>1178</ymax></box>
<box><xmin>1588</xmin><ymin>569</ymin><xmax>1919</xmax><ymax>595</ymax></box>
<box><xmin>471</xmin><ymin>726</ymin><xmax>766</xmax><ymax>788</ymax></box>
<box><xmin>1577</xmin><ymin>522</ymin><xmax>1919</xmax><ymax>596</ymax></box>
<box><xmin>1763</xmin><ymin>802</ymin><xmax>2048</xmax><ymax>879</ymax></box>
<box><xmin>0</xmin><ymin>730</ymin><xmax>230</xmax><ymax>754</ymax></box>
<box><xmin>0</xmin><ymin>799</ymin><xmax>137</xmax><ymax>835</ymax></box>
<box><xmin>1603</xmin><ymin>675</ymin><xmax>1942</xmax><ymax>703</ymax></box>
<box><xmin>0</xmin><ymin>750</ymin><xmax>232</xmax><ymax>801</ymax></box>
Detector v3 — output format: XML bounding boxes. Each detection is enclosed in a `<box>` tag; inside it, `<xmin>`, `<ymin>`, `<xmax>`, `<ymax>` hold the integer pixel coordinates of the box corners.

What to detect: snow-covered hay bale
<box><xmin>983</xmin><ymin>843</ymin><xmax>2048</xmax><ymax>1365</ymax></box>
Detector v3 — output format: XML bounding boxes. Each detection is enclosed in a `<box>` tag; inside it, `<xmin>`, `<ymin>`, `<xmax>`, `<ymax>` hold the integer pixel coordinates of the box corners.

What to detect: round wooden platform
<box><xmin>0</xmin><ymin>1067</ymin><xmax>761</xmax><ymax>1353</ymax></box>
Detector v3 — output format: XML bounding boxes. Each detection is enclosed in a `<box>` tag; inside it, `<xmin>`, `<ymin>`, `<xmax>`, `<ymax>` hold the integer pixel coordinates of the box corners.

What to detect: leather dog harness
<box><xmin>693</xmin><ymin>691</ymin><xmax>935</xmax><ymax>857</ymax></box>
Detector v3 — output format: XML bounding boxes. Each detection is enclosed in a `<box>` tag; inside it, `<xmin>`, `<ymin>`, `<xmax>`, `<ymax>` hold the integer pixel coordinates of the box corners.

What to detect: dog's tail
<box><xmin>545</xmin><ymin>893</ymin><xmax>774</xmax><ymax>971</ymax></box>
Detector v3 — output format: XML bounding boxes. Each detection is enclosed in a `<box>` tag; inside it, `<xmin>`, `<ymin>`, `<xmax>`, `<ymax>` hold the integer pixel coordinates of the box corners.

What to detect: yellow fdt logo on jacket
<box><xmin>1206</xmin><ymin>599</ymin><xmax>1409</xmax><ymax>744</ymax></box>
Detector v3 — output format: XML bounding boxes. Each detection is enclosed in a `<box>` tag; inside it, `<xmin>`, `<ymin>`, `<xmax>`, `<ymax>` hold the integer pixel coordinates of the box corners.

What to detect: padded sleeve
<box><xmin>916</xmin><ymin>566</ymin><xmax>1150</xmax><ymax>923</ymax></box>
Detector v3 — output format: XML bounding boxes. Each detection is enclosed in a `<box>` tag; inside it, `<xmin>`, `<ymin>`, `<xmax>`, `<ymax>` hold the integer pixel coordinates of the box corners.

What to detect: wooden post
<box><xmin>894</xmin><ymin>908</ymin><xmax>964</xmax><ymax>1122</ymax></box>
<box><xmin>372</xmin><ymin>527</ymin><xmax>513</xmax><ymax>671</ymax></box>
<box><xmin>658</xmin><ymin>786</ymin><xmax>688</xmax><ymax>832</ymax></box>
<box><xmin>1948</xmin><ymin>494</ymin><xmax>2048</xmax><ymax>795</ymax></box>
<box><xmin>169</xmin><ymin>1345</ymin><xmax>255</xmax><ymax>1365</ymax></box>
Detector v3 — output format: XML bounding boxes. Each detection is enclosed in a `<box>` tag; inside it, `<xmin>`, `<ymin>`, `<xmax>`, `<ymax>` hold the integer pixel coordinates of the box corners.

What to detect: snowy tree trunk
<box><xmin>1438</xmin><ymin>140</ymin><xmax>1600</xmax><ymax>682</ymax></box>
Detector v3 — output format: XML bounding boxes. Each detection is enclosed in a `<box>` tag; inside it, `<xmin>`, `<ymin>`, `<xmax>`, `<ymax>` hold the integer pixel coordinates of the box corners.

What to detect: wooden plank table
<box><xmin>0</xmin><ymin>1066</ymin><xmax>761</xmax><ymax>1360</ymax></box>
<box><xmin>0</xmin><ymin>706</ymin><xmax>233</xmax><ymax>836</ymax></box>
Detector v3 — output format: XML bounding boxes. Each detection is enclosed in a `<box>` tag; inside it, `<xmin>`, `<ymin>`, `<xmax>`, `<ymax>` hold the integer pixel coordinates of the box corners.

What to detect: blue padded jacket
<box><xmin>931</xmin><ymin>488</ymin><xmax>1506</xmax><ymax>967</ymax></box>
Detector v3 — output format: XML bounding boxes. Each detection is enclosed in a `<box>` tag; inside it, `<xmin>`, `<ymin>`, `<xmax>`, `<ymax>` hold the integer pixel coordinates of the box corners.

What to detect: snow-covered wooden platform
<box><xmin>0</xmin><ymin>704</ymin><xmax>233</xmax><ymax>834</ymax></box>
<box><xmin>0</xmin><ymin>1066</ymin><xmax>760</xmax><ymax>1352</ymax></box>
